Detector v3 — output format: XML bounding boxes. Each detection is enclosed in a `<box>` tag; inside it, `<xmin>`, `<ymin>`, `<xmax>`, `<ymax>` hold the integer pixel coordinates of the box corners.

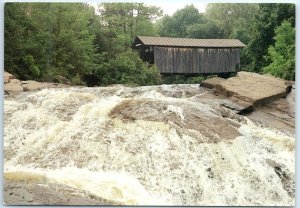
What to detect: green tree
<box><xmin>39</xmin><ymin>3</ymin><xmax>98</xmax><ymax>81</ymax></box>
<box><xmin>245</xmin><ymin>3</ymin><xmax>295</xmax><ymax>72</ymax></box>
<box><xmin>205</xmin><ymin>3</ymin><xmax>258</xmax><ymax>41</ymax></box>
<box><xmin>92</xmin><ymin>51</ymin><xmax>161</xmax><ymax>86</ymax></box>
<box><xmin>5</xmin><ymin>2</ymin><xmax>163</xmax><ymax>86</ymax></box>
<box><xmin>263</xmin><ymin>21</ymin><xmax>295</xmax><ymax>80</ymax></box>
<box><xmin>158</xmin><ymin>5</ymin><xmax>204</xmax><ymax>38</ymax></box>
<box><xmin>5</xmin><ymin>3</ymin><xmax>99</xmax><ymax>83</ymax></box>
<box><xmin>4</xmin><ymin>3</ymin><xmax>33</xmax><ymax>79</ymax></box>
<box><xmin>186</xmin><ymin>20</ymin><xmax>225</xmax><ymax>39</ymax></box>
<box><xmin>87</xmin><ymin>3</ymin><xmax>163</xmax><ymax>86</ymax></box>
<box><xmin>98</xmin><ymin>3</ymin><xmax>162</xmax><ymax>55</ymax></box>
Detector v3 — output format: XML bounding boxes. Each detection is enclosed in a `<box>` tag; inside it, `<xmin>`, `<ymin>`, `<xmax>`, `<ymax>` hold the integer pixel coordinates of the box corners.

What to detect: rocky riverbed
<box><xmin>4</xmin><ymin>71</ymin><xmax>70</xmax><ymax>94</ymax></box>
<box><xmin>4</xmin><ymin>179</ymin><xmax>118</xmax><ymax>205</ymax></box>
<box><xmin>3</xmin><ymin>72</ymin><xmax>295</xmax><ymax>206</ymax></box>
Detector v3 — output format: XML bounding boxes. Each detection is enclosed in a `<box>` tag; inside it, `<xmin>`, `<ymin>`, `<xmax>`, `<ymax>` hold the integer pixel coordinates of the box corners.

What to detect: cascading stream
<box><xmin>4</xmin><ymin>84</ymin><xmax>295</xmax><ymax>205</ymax></box>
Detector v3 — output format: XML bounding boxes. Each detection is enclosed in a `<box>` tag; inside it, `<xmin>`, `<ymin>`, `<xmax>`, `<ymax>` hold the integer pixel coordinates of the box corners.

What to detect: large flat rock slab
<box><xmin>201</xmin><ymin>72</ymin><xmax>292</xmax><ymax>114</ymax></box>
<box><xmin>220</xmin><ymin>72</ymin><xmax>291</xmax><ymax>105</ymax></box>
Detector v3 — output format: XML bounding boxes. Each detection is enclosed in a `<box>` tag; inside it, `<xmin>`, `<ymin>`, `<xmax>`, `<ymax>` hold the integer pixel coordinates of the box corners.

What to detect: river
<box><xmin>4</xmin><ymin>84</ymin><xmax>295</xmax><ymax>205</ymax></box>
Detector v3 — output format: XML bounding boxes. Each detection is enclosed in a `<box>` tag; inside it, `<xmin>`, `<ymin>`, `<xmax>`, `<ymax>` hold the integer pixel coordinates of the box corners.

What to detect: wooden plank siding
<box><xmin>154</xmin><ymin>47</ymin><xmax>241</xmax><ymax>74</ymax></box>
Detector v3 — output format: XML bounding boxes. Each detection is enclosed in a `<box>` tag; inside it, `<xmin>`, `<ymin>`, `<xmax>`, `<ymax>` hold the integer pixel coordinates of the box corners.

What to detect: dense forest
<box><xmin>4</xmin><ymin>3</ymin><xmax>295</xmax><ymax>86</ymax></box>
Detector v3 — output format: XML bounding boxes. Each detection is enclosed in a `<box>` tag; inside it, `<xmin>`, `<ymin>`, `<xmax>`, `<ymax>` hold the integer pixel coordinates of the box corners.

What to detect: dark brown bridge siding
<box><xmin>154</xmin><ymin>47</ymin><xmax>241</xmax><ymax>74</ymax></box>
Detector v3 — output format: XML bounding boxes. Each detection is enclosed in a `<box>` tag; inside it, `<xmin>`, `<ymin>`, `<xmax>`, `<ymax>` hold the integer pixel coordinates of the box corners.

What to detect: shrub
<box><xmin>91</xmin><ymin>51</ymin><xmax>161</xmax><ymax>86</ymax></box>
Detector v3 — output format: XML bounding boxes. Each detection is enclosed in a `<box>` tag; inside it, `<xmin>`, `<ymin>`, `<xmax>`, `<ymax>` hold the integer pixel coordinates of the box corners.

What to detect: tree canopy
<box><xmin>5</xmin><ymin>2</ymin><xmax>162</xmax><ymax>86</ymax></box>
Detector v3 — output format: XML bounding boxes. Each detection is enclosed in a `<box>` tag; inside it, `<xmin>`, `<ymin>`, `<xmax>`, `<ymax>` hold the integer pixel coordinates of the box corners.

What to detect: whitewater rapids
<box><xmin>4</xmin><ymin>84</ymin><xmax>295</xmax><ymax>205</ymax></box>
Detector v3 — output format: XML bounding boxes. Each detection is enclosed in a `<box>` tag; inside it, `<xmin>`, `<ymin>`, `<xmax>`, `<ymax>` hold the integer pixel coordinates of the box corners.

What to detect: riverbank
<box><xmin>4</xmin><ymin>71</ymin><xmax>70</xmax><ymax>94</ymax></box>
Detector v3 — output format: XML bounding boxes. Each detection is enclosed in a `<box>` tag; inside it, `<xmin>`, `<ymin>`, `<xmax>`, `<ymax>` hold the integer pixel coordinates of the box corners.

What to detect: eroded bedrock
<box><xmin>201</xmin><ymin>72</ymin><xmax>293</xmax><ymax>114</ymax></box>
<box><xmin>4</xmin><ymin>71</ymin><xmax>70</xmax><ymax>94</ymax></box>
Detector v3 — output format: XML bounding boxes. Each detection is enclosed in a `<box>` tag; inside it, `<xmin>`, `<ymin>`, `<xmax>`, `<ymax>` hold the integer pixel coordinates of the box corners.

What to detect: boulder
<box><xmin>4</xmin><ymin>71</ymin><xmax>16</xmax><ymax>84</ymax></box>
<box><xmin>21</xmin><ymin>80</ymin><xmax>48</xmax><ymax>91</ymax></box>
<box><xmin>4</xmin><ymin>77</ymin><xmax>10</xmax><ymax>84</ymax></box>
<box><xmin>4</xmin><ymin>71</ymin><xmax>16</xmax><ymax>80</ymax></box>
<box><xmin>4</xmin><ymin>79</ymin><xmax>23</xmax><ymax>93</ymax></box>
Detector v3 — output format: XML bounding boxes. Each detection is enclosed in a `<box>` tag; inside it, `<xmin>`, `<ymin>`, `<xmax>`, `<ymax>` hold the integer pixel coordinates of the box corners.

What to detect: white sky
<box><xmin>89</xmin><ymin>1</ymin><xmax>207</xmax><ymax>16</ymax></box>
<box><xmin>155</xmin><ymin>1</ymin><xmax>207</xmax><ymax>15</ymax></box>
<box><xmin>146</xmin><ymin>2</ymin><xmax>208</xmax><ymax>15</ymax></box>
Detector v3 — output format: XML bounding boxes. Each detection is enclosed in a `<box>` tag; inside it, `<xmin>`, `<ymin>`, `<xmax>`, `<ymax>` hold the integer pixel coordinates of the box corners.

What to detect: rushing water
<box><xmin>4</xmin><ymin>85</ymin><xmax>295</xmax><ymax>205</ymax></box>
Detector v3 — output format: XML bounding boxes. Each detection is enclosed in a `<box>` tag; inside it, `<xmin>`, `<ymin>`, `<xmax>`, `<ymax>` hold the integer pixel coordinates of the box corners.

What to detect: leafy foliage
<box><xmin>162</xmin><ymin>75</ymin><xmax>206</xmax><ymax>84</ymax></box>
<box><xmin>158</xmin><ymin>5</ymin><xmax>207</xmax><ymax>38</ymax></box>
<box><xmin>98</xmin><ymin>3</ymin><xmax>162</xmax><ymax>55</ymax></box>
<box><xmin>245</xmin><ymin>4</ymin><xmax>295</xmax><ymax>72</ymax></box>
<box><xmin>4</xmin><ymin>2</ymin><xmax>162</xmax><ymax>86</ymax></box>
<box><xmin>205</xmin><ymin>4</ymin><xmax>258</xmax><ymax>42</ymax></box>
<box><xmin>186</xmin><ymin>21</ymin><xmax>225</xmax><ymax>39</ymax></box>
<box><xmin>5</xmin><ymin>3</ymin><xmax>98</xmax><ymax>82</ymax></box>
<box><xmin>92</xmin><ymin>51</ymin><xmax>161</xmax><ymax>86</ymax></box>
<box><xmin>263</xmin><ymin>21</ymin><xmax>295</xmax><ymax>80</ymax></box>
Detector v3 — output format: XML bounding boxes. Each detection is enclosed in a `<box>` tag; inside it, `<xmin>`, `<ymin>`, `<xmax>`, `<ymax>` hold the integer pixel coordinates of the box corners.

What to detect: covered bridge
<box><xmin>132</xmin><ymin>36</ymin><xmax>246</xmax><ymax>74</ymax></box>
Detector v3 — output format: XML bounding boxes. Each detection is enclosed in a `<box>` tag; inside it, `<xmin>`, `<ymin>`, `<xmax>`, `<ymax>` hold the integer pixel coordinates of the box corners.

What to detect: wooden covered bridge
<box><xmin>133</xmin><ymin>36</ymin><xmax>246</xmax><ymax>74</ymax></box>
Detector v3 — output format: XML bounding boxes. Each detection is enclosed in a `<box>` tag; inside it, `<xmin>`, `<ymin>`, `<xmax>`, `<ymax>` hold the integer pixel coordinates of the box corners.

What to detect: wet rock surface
<box><xmin>4</xmin><ymin>71</ymin><xmax>69</xmax><ymax>94</ymax></box>
<box><xmin>265</xmin><ymin>159</ymin><xmax>295</xmax><ymax>198</ymax></box>
<box><xmin>4</xmin><ymin>179</ymin><xmax>117</xmax><ymax>205</ymax></box>
<box><xmin>109</xmin><ymin>98</ymin><xmax>241</xmax><ymax>142</ymax></box>
<box><xmin>220</xmin><ymin>72</ymin><xmax>291</xmax><ymax>103</ymax></box>
<box><xmin>4</xmin><ymin>78</ymin><xmax>24</xmax><ymax>92</ymax></box>
<box><xmin>4</xmin><ymin>71</ymin><xmax>16</xmax><ymax>83</ymax></box>
<box><xmin>246</xmin><ymin>86</ymin><xmax>295</xmax><ymax>135</ymax></box>
<box><xmin>201</xmin><ymin>72</ymin><xmax>293</xmax><ymax>114</ymax></box>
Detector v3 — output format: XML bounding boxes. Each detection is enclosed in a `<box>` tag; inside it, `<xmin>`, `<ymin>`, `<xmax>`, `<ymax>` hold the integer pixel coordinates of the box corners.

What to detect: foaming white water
<box><xmin>4</xmin><ymin>85</ymin><xmax>295</xmax><ymax>205</ymax></box>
